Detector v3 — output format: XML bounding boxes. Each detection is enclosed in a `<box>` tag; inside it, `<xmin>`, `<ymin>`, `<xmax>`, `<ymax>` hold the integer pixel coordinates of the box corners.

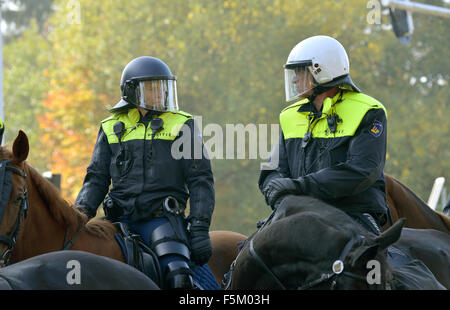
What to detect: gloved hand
<box><xmin>262</xmin><ymin>178</ymin><xmax>302</xmax><ymax>209</ymax></box>
<box><xmin>189</xmin><ymin>218</ymin><xmax>212</xmax><ymax>265</ymax></box>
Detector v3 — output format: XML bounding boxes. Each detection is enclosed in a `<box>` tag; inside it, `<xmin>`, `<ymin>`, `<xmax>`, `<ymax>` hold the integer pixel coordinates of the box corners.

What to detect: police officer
<box><xmin>75</xmin><ymin>56</ymin><xmax>215</xmax><ymax>289</ymax></box>
<box><xmin>260</xmin><ymin>35</ymin><xmax>388</xmax><ymax>235</ymax></box>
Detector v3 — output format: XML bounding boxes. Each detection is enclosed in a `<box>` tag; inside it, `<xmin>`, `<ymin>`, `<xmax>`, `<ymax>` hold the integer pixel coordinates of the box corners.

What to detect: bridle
<box><xmin>0</xmin><ymin>161</ymin><xmax>28</xmax><ymax>267</ymax></box>
<box><xmin>249</xmin><ymin>234</ymin><xmax>380</xmax><ymax>290</ymax></box>
<box><xmin>0</xmin><ymin>160</ymin><xmax>83</xmax><ymax>267</ymax></box>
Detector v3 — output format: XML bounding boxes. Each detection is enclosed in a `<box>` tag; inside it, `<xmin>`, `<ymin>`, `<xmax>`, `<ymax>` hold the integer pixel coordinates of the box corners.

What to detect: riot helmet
<box><xmin>111</xmin><ymin>56</ymin><xmax>179</xmax><ymax>112</ymax></box>
<box><xmin>284</xmin><ymin>35</ymin><xmax>360</xmax><ymax>103</ymax></box>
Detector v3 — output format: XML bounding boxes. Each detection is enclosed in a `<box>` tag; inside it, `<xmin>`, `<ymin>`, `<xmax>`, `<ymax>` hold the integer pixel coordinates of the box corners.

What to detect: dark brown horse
<box><xmin>230</xmin><ymin>195</ymin><xmax>449</xmax><ymax>290</ymax></box>
<box><xmin>384</xmin><ymin>174</ymin><xmax>450</xmax><ymax>233</ymax></box>
<box><xmin>0</xmin><ymin>130</ymin><xmax>240</xmax><ymax>287</ymax></box>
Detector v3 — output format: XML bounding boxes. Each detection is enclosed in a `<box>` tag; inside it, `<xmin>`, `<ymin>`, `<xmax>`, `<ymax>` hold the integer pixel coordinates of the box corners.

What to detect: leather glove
<box><xmin>262</xmin><ymin>178</ymin><xmax>302</xmax><ymax>209</ymax></box>
<box><xmin>189</xmin><ymin>218</ymin><xmax>212</xmax><ymax>265</ymax></box>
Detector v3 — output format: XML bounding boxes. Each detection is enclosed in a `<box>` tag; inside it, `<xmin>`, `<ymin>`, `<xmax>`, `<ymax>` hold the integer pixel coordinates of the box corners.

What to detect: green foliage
<box><xmin>3</xmin><ymin>21</ymin><xmax>51</xmax><ymax>171</ymax></box>
<box><xmin>1</xmin><ymin>0</ymin><xmax>54</xmax><ymax>42</ymax></box>
<box><xmin>3</xmin><ymin>0</ymin><xmax>449</xmax><ymax>235</ymax></box>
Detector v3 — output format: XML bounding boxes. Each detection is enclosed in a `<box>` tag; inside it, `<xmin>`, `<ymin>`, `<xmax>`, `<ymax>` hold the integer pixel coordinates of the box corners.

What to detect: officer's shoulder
<box><xmin>164</xmin><ymin>110</ymin><xmax>193</xmax><ymax>120</ymax></box>
<box><xmin>280</xmin><ymin>98</ymin><xmax>309</xmax><ymax>115</ymax></box>
<box><xmin>344</xmin><ymin>92</ymin><xmax>386</xmax><ymax>111</ymax></box>
<box><xmin>101</xmin><ymin>111</ymin><xmax>126</xmax><ymax>123</ymax></box>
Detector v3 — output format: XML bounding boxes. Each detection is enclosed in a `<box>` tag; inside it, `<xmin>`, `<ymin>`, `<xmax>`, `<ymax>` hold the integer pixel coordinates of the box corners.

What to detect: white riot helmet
<box><xmin>284</xmin><ymin>35</ymin><xmax>360</xmax><ymax>102</ymax></box>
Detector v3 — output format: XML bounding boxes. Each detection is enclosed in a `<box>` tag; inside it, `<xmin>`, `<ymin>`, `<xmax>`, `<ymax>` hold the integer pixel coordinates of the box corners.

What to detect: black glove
<box><xmin>262</xmin><ymin>178</ymin><xmax>302</xmax><ymax>209</ymax></box>
<box><xmin>189</xmin><ymin>218</ymin><xmax>212</xmax><ymax>265</ymax></box>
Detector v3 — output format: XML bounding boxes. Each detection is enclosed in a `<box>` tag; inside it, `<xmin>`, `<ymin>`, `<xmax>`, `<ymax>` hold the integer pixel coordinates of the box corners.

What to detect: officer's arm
<box><xmin>258</xmin><ymin>131</ymin><xmax>291</xmax><ymax>193</ymax></box>
<box><xmin>75</xmin><ymin>126</ymin><xmax>112</xmax><ymax>218</ymax></box>
<box><xmin>295</xmin><ymin>108</ymin><xmax>387</xmax><ymax>199</ymax></box>
<box><xmin>180</xmin><ymin>118</ymin><xmax>215</xmax><ymax>224</ymax></box>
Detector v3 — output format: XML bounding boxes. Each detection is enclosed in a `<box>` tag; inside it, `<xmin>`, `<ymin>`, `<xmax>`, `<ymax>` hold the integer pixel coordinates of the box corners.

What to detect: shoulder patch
<box><xmin>369</xmin><ymin>120</ymin><xmax>383</xmax><ymax>137</ymax></box>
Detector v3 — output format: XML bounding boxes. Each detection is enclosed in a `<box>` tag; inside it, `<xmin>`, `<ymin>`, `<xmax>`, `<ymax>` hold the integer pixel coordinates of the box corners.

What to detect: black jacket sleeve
<box><xmin>258</xmin><ymin>131</ymin><xmax>291</xmax><ymax>193</ymax></box>
<box><xmin>180</xmin><ymin>118</ymin><xmax>215</xmax><ymax>224</ymax></box>
<box><xmin>75</xmin><ymin>126</ymin><xmax>112</xmax><ymax>217</ymax></box>
<box><xmin>295</xmin><ymin>108</ymin><xmax>387</xmax><ymax>199</ymax></box>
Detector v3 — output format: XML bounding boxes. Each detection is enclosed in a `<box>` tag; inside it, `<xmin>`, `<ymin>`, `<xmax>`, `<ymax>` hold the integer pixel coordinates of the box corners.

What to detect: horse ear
<box><xmin>374</xmin><ymin>218</ymin><xmax>405</xmax><ymax>251</ymax></box>
<box><xmin>350</xmin><ymin>242</ymin><xmax>379</xmax><ymax>268</ymax></box>
<box><xmin>12</xmin><ymin>130</ymin><xmax>29</xmax><ymax>163</ymax></box>
<box><xmin>350</xmin><ymin>218</ymin><xmax>406</xmax><ymax>267</ymax></box>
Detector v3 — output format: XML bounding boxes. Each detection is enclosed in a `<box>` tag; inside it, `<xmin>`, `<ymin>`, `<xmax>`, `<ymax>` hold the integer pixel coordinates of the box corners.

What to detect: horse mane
<box><xmin>25</xmin><ymin>162</ymin><xmax>116</xmax><ymax>239</ymax></box>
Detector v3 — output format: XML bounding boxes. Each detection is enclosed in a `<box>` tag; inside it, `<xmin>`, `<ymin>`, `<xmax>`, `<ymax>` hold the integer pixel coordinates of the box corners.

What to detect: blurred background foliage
<box><xmin>2</xmin><ymin>0</ymin><xmax>449</xmax><ymax>235</ymax></box>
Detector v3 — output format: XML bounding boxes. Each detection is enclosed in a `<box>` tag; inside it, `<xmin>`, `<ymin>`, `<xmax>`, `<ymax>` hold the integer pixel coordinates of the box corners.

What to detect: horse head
<box><xmin>0</xmin><ymin>131</ymin><xmax>29</xmax><ymax>266</ymax></box>
<box><xmin>232</xmin><ymin>195</ymin><xmax>405</xmax><ymax>290</ymax></box>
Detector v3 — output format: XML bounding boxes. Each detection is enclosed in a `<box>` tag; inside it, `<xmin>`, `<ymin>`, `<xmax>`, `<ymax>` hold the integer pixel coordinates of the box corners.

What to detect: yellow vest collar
<box><xmin>127</xmin><ymin>108</ymin><xmax>141</xmax><ymax>123</ymax></box>
<box><xmin>321</xmin><ymin>90</ymin><xmax>345</xmax><ymax>117</ymax></box>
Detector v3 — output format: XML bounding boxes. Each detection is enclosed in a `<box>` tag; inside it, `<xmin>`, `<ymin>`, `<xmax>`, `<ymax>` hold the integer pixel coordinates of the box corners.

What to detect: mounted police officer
<box><xmin>75</xmin><ymin>56</ymin><xmax>215</xmax><ymax>289</ymax></box>
<box><xmin>260</xmin><ymin>35</ymin><xmax>388</xmax><ymax>235</ymax></box>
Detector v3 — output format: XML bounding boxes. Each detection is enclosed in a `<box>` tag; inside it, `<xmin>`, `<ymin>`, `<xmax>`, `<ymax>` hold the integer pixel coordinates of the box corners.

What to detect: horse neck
<box><xmin>12</xmin><ymin>166</ymin><xmax>71</xmax><ymax>261</ymax></box>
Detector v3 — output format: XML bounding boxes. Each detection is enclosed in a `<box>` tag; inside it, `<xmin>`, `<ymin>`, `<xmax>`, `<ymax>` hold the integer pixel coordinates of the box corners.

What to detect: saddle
<box><xmin>113</xmin><ymin>222</ymin><xmax>162</xmax><ymax>287</ymax></box>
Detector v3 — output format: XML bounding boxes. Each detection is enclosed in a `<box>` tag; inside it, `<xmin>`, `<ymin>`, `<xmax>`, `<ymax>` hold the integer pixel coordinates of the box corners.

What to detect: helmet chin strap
<box><xmin>306</xmin><ymin>84</ymin><xmax>333</xmax><ymax>106</ymax></box>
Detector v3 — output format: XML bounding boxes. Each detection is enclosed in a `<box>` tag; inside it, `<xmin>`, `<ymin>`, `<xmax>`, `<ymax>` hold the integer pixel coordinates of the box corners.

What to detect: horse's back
<box><xmin>0</xmin><ymin>250</ymin><xmax>159</xmax><ymax>290</ymax></box>
<box><xmin>394</xmin><ymin>228</ymin><xmax>450</xmax><ymax>289</ymax></box>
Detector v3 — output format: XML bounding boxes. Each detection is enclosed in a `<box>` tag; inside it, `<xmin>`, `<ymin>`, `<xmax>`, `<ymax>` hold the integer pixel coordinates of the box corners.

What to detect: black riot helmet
<box><xmin>110</xmin><ymin>56</ymin><xmax>179</xmax><ymax>112</ymax></box>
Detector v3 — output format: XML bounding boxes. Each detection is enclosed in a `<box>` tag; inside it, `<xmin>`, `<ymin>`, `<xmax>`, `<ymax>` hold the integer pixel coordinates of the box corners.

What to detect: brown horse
<box><xmin>384</xmin><ymin>174</ymin><xmax>450</xmax><ymax>233</ymax></box>
<box><xmin>0</xmin><ymin>130</ymin><xmax>241</xmax><ymax>287</ymax></box>
<box><xmin>208</xmin><ymin>230</ymin><xmax>247</xmax><ymax>285</ymax></box>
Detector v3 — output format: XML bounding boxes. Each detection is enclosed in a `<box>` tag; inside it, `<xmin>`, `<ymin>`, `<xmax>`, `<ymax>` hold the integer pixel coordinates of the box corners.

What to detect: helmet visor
<box><xmin>137</xmin><ymin>79</ymin><xmax>179</xmax><ymax>111</ymax></box>
<box><xmin>284</xmin><ymin>66</ymin><xmax>317</xmax><ymax>102</ymax></box>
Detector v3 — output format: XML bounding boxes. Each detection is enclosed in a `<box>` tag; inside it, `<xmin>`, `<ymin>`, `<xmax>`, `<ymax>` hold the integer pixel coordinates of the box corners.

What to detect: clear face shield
<box><xmin>284</xmin><ymin>66</ymin><xmax>317</xmax><ymax>102</ymax></box>
<box><xmin>136</xmin><ymin>79</ymin><xmax>179</xmax><ymax>111</ymax></box>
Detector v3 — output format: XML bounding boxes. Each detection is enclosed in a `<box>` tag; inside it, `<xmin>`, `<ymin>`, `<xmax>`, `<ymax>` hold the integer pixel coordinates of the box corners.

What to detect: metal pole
<box><xmin>383</xmin><ymin>0</ymin><xmax>450</xmax><ymax>18</ymax></box>
<box><xmin>427</xmin><ymin>177</ymin><xmax>446</xmax><ymax>210</ymax></box>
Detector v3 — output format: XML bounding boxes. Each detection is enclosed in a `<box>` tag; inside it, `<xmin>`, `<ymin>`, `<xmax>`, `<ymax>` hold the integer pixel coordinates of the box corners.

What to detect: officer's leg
<box><xmin>149</xmin><ymin>218</ymin><xmax>194</xmax><ymax>289</ymax></box>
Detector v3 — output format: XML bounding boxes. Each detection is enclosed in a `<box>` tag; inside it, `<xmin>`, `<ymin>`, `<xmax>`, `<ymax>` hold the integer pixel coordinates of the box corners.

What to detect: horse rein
<box><xmin>249</xmin><ymin>234</ymin><xmax>377</xmax><ymax>290</ymax></box>
<box><xmin>0</xmin><ymin>163</ymin><xmax>28</xmax><ymax>267</ymax></box>
<box><xmin>0</xmin><ymin>161</ymin><xmax>82</xmax><ymax>267</ymax></box>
